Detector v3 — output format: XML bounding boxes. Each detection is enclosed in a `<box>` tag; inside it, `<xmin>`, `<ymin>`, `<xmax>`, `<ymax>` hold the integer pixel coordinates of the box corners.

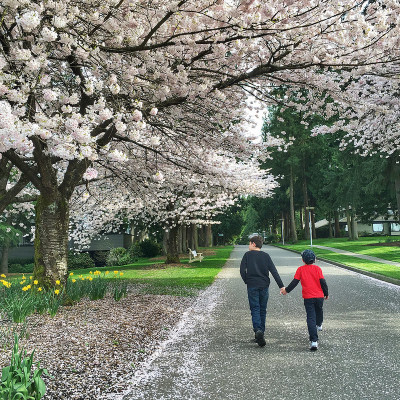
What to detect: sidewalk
<box><xmin>313</xmin><ymin>245</ymin><xmax>400</xmax><ymax>267</ymax></box>
<box><xmin>116</xmin><ymin>245</ymin><xmax>400</xmax><ymax>400</ymax></box>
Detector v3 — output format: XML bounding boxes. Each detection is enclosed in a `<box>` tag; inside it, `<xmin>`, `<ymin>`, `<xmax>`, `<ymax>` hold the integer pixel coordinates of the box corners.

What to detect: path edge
<box><xmin>270</xmin><ymin>244</ymin><xmax>400</xmax><ymax>287</ymax></box>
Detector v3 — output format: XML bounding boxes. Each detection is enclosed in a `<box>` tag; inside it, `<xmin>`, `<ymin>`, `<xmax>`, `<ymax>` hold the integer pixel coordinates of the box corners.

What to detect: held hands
<box><xmin>280</xmin><ymin>287</ymin><xmax>287</xmax><ymax>295</ymax></box>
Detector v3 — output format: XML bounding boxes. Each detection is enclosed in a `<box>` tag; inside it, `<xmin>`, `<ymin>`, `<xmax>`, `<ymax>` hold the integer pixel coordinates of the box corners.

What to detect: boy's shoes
<box><xmin>316</xmin><ymin>325</ymin><xmax>323</xmax><ymax>331</ymax></box>
<box><xmin>255</xmin><ymin>330</ymin><xmax>266</xmax><ymax>347</ymax></box>
<box><xmin>310</xmin><ymin>341</ymin><xmax>318</xmax><ymax>351</ymax></box>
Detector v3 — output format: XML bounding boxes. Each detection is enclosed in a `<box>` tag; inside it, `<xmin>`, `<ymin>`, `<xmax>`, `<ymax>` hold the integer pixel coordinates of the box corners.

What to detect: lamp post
<box><xmin>279</xmin><ymin>216</ymin><xmax>284</xmax><ymax>245</ymax></box>
<box><xmin>306</xmin><ymin>207</ymin><xmax>315</xmax><ymax>247</ymax></box>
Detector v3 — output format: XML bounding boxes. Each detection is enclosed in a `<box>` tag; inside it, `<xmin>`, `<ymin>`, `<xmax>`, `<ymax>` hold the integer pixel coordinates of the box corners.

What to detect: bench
<box><xmin>188</xmin><ymin>248</ymin><xmax>203</xmax><ymax>263</ymax></box>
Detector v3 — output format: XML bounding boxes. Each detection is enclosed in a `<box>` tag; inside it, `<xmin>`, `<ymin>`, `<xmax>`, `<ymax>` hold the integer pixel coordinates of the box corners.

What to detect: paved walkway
<box><xmin>313</xmin><ymin>245</ymin><xmax>400</xmax><ymax>267</ymax></box>
<box><xmin>116</xmin><ymin>245</ymin><xmax>400</xmax><ymax>400</ymax></box>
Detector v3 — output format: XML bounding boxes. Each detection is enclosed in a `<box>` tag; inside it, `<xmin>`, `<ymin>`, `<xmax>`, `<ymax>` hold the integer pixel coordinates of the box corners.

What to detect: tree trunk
<box><xmin>311</xmin><ymin>210</ymin><xmax>316</xmax><ymax>239</ymax></box>
<box><xmin>177</xmin><ymin>226</ymin><xmax>183</xmax><ymax>254</ymax></box>
<box><xmin>0</xmin><ymin>237</ymin><xmax>10</xmax><ymax>274</ymax></box>
<box><xmin>351</xmin><ymin>210</ymin><xmax>358</xmax><ymax>240</ymax></box>
<box><xmin>334</xmin><ymin>211</ymin><xmax>341</xmax><ymax>238</ymax></box>
<box><xmin>395</xmin><ymin>176</ymin><xmax>400</xmax><ymax>221</ymax></box>
<box><xmin>191</xmin><ymin>223</ymin><xmax>199</xmax><ymax>251</ymax></box>
<box><xmin>33</xmin><ymin>194</ymin><xmax>69</xmax><ymax>287</ymax></box>
<box><xmin>182</xmin><ymin>225</ymin><xmax>188</xmax><ymax>253</ymax></box>
<box><xmin>328</xmin><ymin>213</ymin><xmax>333</xmax><ymax>238</ymax></box>
<box><xmin>302</xmin><ymin>174</ymin><xmax>309</xmax><ymax>240</ymax></box>
<box><xmin>289</xmin><ymin>166</ymin><xmax>298</xmax><ymax>243</ymax></box>
<box><xmin>205</xmin><ymin>225</ymin><xmax>213</xmax><ymax>247</ymax></box>
<box><xmin>346</xmin><ymin>207</ymin><xmax>353</xmax><ymax>240</ymax></box>
<box><xmin>165</xmin><ymin>225</ymin><xmax>180</xmax><ymax>264</ymax></box>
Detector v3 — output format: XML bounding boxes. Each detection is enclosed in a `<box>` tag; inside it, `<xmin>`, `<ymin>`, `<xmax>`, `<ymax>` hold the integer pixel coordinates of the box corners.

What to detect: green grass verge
<box><xmin>70</xmin><ymin>246</ymin><xmax>234</xmax><ymax>296</ymax></box>
<box><xmin>276</xmin><ymin>238</ymin><xmax>400</xmax><ymax>281</ymax></box>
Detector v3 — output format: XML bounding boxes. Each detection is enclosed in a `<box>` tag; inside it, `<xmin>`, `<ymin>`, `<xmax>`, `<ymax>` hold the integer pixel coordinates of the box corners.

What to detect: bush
<box><xmin>128</xmin><ymin>243</ymin><xmax>142</xmax><ymax>262</ymax></box>
<box><xmin>139</xmin><ymin>239</ymin><xmax>162</xmax><ymax>258</ymax></box>
<box><xmin>8</xmin><ymin>257</ymin><xmax>34</xmax><ymax>266</ymax></box>
<box><xmin>90</xmin><ymin>251</ymin><xmax>108</xmax><ymax>268</ymax></box>
<box><xmin>106</xmin><ymin>247</ymin><xmax>132</xmax><ymax>266</ymax></box>
<box><xmin>266</xmin><ymin>234</ymin><xmax>280</xmax><ymax>243</ymax></box>
<box><xmin>68</xmin><ymin>251</ymin><xmax>95</xmax><ymax>270</ymax></box>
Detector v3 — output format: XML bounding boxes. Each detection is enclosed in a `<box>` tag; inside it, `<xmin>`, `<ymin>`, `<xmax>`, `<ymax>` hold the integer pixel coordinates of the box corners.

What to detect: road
<box><xmin>118</xmin><ymin>245</ymin><xmax>400</xmax><ymax>400</ymax></box>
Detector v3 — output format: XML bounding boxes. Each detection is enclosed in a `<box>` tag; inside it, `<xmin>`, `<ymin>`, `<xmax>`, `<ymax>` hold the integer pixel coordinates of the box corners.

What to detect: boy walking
<box><xmin>281</xmin><ymin>249</ymin><xmax>329</xmax><ymax>351</ymax></box>
<box><xmin>240</xmin><ymin>235</ymin><xmax>284</xmax><ymax>347</ymax></box>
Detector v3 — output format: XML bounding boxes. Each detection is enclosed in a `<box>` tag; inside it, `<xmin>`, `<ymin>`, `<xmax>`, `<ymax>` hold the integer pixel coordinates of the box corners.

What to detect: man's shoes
<box><xmin>316</xmin><ymin>325</ymin><xmax>323</xmax><ymax>332</ymax></box>
<box><xmin>310</xmin><ymin>341</ymin><xmax>318</xmax><ymax>351</ymax></box>
<box><xmin>255</xmin><ymin>330</ymin><xmax>266</xmax><ymax>347</ymax></box>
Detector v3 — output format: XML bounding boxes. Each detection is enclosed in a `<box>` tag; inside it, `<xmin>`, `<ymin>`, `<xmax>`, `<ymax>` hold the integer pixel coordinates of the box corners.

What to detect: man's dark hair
<box><xmin>250</xmin><ymin>235</ymin><xmax>263</xmax><ymax>249</ymax></box>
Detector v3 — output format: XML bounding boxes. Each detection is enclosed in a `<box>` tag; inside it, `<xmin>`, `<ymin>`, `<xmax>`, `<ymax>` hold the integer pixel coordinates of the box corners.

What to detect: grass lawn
<box><xmin>276</xmin><ymin>237</ymin><xmax>400</xmax><ymax>281</ymax></box>
<box><xmin>69</xmin><ymin>245</ymin><xmax>234</xmax><ymax>296</ymax></box>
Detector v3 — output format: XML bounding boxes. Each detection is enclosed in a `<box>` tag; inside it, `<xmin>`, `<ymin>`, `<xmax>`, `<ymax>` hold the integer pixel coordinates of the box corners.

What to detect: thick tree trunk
<box><xmin>289</xmin><ymin>166</ymin><xmax>298</xmax><ymax>243</ymax></box>
<box><xmin>191</xmin><ymin>223</ymin><xmax>199</xmax><ymax>251</ymax></box>
<box><xmin>205</xmin><ymin>225</ymin><xmax>213</xmax><ymax>247</ymax></box>
<box><xmin>0</xmin><ymin>237</ymin><xmax>10</xmax><ymax>274</ymax></box>
<box><xmin>334</xmin><ymin>210</ymin><xmax>341</xmax><ymax>238</ymax></box>
<box><xmin>182</xmin><ymin>225</ymin><xmax>188</xmax><ymax>253</ymax></box>
<box><xmin>33</xmin><ymin>194</ymin><xmax>69</xmax><ymax>287</ymax></box>
<box><xmin>351</xmin><ymin>210</ymin><xmax>358</xmax><ymax>240</ymax></box>
<box><xmin>165</xmin><ymin>225</ymin><xmax>180</xmax><ymax>264</ymax></box>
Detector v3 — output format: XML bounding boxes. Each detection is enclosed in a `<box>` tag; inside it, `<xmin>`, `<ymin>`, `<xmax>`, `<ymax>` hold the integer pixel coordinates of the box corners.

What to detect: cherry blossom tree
<box><xmin>1</xmin><ymin>0</ymin><xmax>399</xmax><ymax>286</ymax></box>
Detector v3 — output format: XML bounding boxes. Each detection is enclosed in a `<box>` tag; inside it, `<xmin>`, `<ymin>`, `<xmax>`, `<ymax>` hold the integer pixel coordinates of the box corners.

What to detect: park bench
<box><xmin>188</xmin><ymin>248</ymin><xmax>203</xmax><ymax>263</ymax></box>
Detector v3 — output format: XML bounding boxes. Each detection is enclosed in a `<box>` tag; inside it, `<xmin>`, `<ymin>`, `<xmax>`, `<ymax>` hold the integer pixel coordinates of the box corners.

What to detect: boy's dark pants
<box><xmin>247</xmin><ymin>287</ymin><xmax>269</xmax><ymax>333</ymax></box>
<box><xmin>304</xmin><ymin>297</ymin><xmax>324</xmax><ymax>342</ymax></box>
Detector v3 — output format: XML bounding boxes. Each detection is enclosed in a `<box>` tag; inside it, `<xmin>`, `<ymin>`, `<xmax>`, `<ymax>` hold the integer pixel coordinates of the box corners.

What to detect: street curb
<box><xmin>270</xmin><ymin>244</ymin><xmax>400</xmax><ymax>287</ymax></box>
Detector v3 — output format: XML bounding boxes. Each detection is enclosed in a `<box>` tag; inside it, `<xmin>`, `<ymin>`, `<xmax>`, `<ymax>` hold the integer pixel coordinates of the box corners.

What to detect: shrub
<box><xmin>128</xmin><ymin>243</ymin><xmax>142</xmax><ymax>261</ymax></box>
<box><xmin>68</xmin><ymin>251</ymin><xmax>95</xmax><ymax>270</ymax></box>
<box><xmin>266</xmin><ymin>234</ymin><xmax>280</xmax><ymax>243</ymax></box>
<box><xmin>90</xmin><ymin>251</ymin><xmax>108</xmax><ymax>268</ymax></box>
<box><xmin>8</xmin><ymin>258</ymin><xmax>34</xmax><ymax>266</ymax></box>
<box><xmin>9</xmin><ymin>263</ymin><xmax>34</xmax><ymax>273</ymax></box>
<box><xmin>139</xmin><ymin>239</ymin><xmax>162</xmax><ymax>258</ymax></box>
<box><xmin>106</xmin><ymin>247</ymin><xmax>133</xmax><ymax>266</ymax></box>
<box><xmin>8</xmin><ymin>264</ymin><xmax>23</xmax><ymax>273</ymax></box>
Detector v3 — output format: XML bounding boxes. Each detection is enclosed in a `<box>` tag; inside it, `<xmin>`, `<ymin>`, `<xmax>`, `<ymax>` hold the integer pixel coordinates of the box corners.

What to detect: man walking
<box><xmin>240</xmin><ymin>235</ymin><xmax>284</xmax><ymax>347</ymax></box>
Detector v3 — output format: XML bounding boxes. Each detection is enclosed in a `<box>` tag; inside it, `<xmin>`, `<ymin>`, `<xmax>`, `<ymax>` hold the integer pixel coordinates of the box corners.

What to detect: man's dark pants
<box><xmin>247</xmin><ymin>286</ymin><xmax>269</xmax><ymax>333</ymax></box>
<box><xmin>304</xmin><ymin>297</ymin><xmax>324</xmax><ymax>342</ymax></box>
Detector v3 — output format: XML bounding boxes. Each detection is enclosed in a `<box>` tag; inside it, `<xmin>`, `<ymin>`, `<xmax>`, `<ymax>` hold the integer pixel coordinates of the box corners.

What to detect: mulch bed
<box><xmin>0</xmin><ymin>286</ymin><xmax>194</xmax><ymax>400</ymax></box>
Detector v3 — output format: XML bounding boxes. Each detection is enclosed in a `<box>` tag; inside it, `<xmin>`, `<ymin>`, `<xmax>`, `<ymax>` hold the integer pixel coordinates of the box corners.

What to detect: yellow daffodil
<box><xmin>72</xmin><ymin>279</ymin><xmax>76</xmax><ymax>283</ymax></box>
<box><xmin>22</xmin><ymin>286</ymin><xmax>29</xmax><ymax>291</ymax></box>
<box><xmin>69</xmin><ymin>272</ymin><xmax>74</xmax><ymax>276</ymax></box>
<box><xmin>34</xmin><ymin>280</ymin><xmax>38</xmax><ymax>285</ymax></box>
<box><xmin>38</xmin><ymin>287</ymin><xmax>42</xmax><ymax>292</ymax></box>
<box><xmin>0</xmin><ymin>274</ymin><xmax>6</xmax><ymax>278</ymax></box>
<box><xmin>114</xmin><ymin>271</ymin><xmax>118</xmax><ymax>274</ymax></box>
<box><xmin>54</xmin><ymin>289</ymin><xmax>60</xmax><ymax>295</ymax></box>
<box><xmin>29</xmin><ymin>276</ymin><xmax>33</xmax><ymax>280</ymax></box>
<box><xmin>20</xmin><ymin>280</ymin><xmax>25</xmax><ymax>285</ymax></box>
<box><xmin>105</xmin><ymin>271</ymin><xmax>109</xmax><ymax>275</ymax></box>
<box><xmin>89</xmin><ymin>271</ymin><xmax>93</xmax><ymax>274</ymax></box>
<box><xmin>56</xmin><ymin>280</ymin><xmax>60</xmax><ymax>285</ymax></box>
<box><xmin>89</xmin><ymin>277</ymin><xmax>93</xmax><ymax>281</ymax></box>
<box><xmin>120</xmin><ymin>272</ymin><xmax>124</xmax><ymax>276</ymax></box>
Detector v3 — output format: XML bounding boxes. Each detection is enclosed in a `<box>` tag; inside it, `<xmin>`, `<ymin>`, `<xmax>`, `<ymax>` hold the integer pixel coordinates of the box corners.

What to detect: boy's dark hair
<box><xmin>250</xmin><ymin>235</ymin><xmax>263</xmax><ymax>249</ymax></box>
<box><xmin>301</xmin><ymin>249</ymin><xmax>316</xmax><ymax>264</ymax></box>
